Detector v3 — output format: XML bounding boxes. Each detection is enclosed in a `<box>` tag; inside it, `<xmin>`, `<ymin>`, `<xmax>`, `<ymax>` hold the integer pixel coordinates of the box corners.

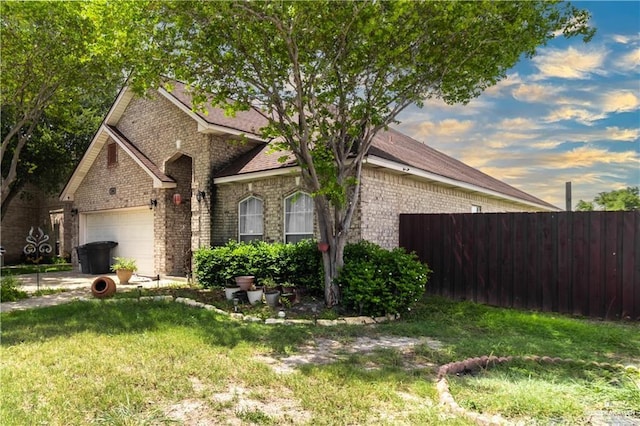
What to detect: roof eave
<box><xmin>157</xmin><ymin>87</ymin><xmax>269</xmax><ymax>143</ymax></box>
<box><xmin>214</xmin><ymin>166</ymin><xmax>301</xmax><ymax>184</ymax></box>
<box><xmin>365</xmin><ymin>155</ymin><xmax>560</xmax><ymax>212</ymax></box>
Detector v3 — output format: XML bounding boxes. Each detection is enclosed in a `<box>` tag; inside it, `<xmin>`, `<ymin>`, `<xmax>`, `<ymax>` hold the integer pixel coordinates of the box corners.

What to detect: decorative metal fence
<box><xmin>399</xmin><ymin>211</ymin><xmax>639</xmax><ymax>320</ymax></box>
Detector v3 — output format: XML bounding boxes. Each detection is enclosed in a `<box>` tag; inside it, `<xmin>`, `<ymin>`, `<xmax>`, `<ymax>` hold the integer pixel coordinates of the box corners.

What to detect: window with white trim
<box><xmin>284</xmin><ymin>192</ymin><xmax>313</xmax><ymax>243</ymax></box>
<box><xmin>239</xmin><ymin>196</ymin><xmax>263</xmax><ymax>242</ymax></box>
<box><xmin>471</xmin><ymin>204</ymin><xmax>482</xmax><ymax>213</ymax></box>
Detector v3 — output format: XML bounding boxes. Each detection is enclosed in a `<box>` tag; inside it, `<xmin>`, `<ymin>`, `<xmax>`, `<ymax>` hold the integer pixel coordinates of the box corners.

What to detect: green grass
<box><xmin>1</xmin><ymin>296</ymin><xmax>638</xmax><ymax>425</ymax></box>
<box><xmin>1</xmin><ymin>263</ymin><xmax>72</xmax><ymax>276</ymax></box>
<box><xmin>448</xmin><ymin>360</ymin><xmax>640</xmax><ymax>424</ymax></box>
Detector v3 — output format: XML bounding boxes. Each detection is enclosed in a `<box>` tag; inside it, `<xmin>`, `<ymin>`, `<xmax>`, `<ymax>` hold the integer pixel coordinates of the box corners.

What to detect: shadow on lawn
<box><xmin>0</xmin><ymin>300</ymin><xmax>314</xmax><ymax>354</ymax></box>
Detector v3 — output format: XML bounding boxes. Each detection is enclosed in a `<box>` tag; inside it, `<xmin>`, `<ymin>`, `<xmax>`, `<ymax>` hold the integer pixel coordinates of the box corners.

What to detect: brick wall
<box><xmin>359</xmin><ymin>168</ymin><xmax>544</xmax><ymax>249</ymax></box>
<box><xmin>71</xmin><ymin>91</ymin><xmax>260</xmax><ymax>275</ymax></box>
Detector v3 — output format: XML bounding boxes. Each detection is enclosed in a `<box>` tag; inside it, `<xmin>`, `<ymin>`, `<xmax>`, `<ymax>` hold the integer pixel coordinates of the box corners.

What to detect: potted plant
<box><xmin>246</xmin><ymin>283</ymin><xmax>263</xmax><ymax>305</ymax></box>
<box><xmin>280</xmin><ymin>281</ymin><xmax>297</xmax><ymax>304</ymax></box>
<box><xmin>224</xmin><ymin>282</ymin><xmax>242</xmax><ymax>300</ymax></box>
<box><xmin>262</xmin><ymin>277</ymin><xmax>281</xmax><ymax>308</ymax></box>
<box><xmin>234</xmin><ymin>275</ymin><xmax>255</xmax><ymax>291</ymax></box>
<box><xmin>110</xmin><ymin>256</ymin><xmax>138</xmax><ymax>284</ymax></box>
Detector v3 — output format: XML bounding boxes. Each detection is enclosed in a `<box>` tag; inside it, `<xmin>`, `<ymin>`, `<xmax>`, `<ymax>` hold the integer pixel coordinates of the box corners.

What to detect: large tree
<box><xmin>0</xmin><ymin>1</ymin><xmax>153</xmax><ymax>217</ymax></box>
<box><xmin>576</xmin><ymin>187</ymin><xmax>640</xmax><ymax>211</ymax></box>
<box><xmin>139</xmin><ymin>1</ymin><xmax>593</xmax><ymax>307</ymax></box>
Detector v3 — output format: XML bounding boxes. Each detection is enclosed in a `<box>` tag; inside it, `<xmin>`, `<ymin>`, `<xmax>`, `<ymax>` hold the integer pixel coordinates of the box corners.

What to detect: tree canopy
<box><xmin>141</xmin><ymin>0</ymin><xmax>593</xmax><ymax>306</ymax></box>
<box><xmin>576</xmin><ymin>187</ymin><xmax>640</xmax><ymax>211</ymax></box>
<box><xmin>0</xmin><ymin>1</ymin><xmax>153</xmax><ymax>216</ymax></box>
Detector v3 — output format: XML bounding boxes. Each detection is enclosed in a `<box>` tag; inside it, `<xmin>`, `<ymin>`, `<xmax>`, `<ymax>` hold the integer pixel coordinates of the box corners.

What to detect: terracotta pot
<box><xmin>247</xmin><ymin>287</ymin><xmax>264</xmax><ymax>305</ymax></box>
<box><xmin>225</xmin><ymin>286</ymin><xmax>241</xmax><ymax>300</ymax></box>
<box><xmin>91</xmin><ymin>276</ymin><xmax>116</xmax><ymax>298</ymax></box>
<box><xmin>234</xmin><ymin>275</ymin><xmax>255</xmax><ymax>291</ymax></box>
<box><xmin>116</xmin><ymin>269</ymin><xmax>133</xmax><ymax>284</ymax></box>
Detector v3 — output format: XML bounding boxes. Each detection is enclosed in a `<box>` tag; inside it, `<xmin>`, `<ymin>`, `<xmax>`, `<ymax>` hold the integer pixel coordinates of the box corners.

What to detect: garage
<box><xmin>82</xmin><ymin>208</ymin><xmax>154</xmax><ymax>276</ymax></box>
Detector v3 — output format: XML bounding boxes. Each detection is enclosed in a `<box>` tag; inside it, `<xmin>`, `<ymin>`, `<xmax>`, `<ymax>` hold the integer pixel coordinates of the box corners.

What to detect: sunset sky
<box><xmin>395</xmin><ymin>1</ymin><xmax>639</xmax><ymax>209</ymax></box>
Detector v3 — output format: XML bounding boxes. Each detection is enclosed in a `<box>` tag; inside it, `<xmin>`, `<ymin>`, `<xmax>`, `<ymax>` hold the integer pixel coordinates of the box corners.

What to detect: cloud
<box><xmin>618</xmin><ymin>48</ymin><xmax>640</xmax><ymax>71</ymax></box>
<box><xmin>511</xmin><ymin>83</ymin><xmax>556</xmax><ymax>103</ymax></box>
<box><xmin>540</xmin><ymin>146</ymin><xmax>639</xmax><ymax>168</ymax></box>
<box><xmin>601</xmin><ymin>90</ymin><xmax>640</xmax><ymax>113</ymax></box>
<box><xmin>412</xmin><ymin>119</ymin><xmax>475</xmax><ymax>138</ymax></box>
<box><xmin>544</xmin><ymin>106</ymin><xmax>606</xmax><ymax>125</ymax></box>
<box><xmin>611</xmin><ymin>34</ymin><xmax>640</xmax><ymax>44</ymax></box>
<box><xmin>606</xmin><ymin>126</ymin><xmax>640</xmax><ymax>142</ymax></box>
<box><xmin>532</xmin><ymin>46</ymin><xmax>607</xmax><ymax>80</ymax></box>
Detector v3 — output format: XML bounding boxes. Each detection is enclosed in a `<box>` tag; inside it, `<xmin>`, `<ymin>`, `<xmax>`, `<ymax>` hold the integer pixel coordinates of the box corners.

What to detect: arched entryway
<box><xmin>164</xmin><ymin>154</ymin><xmax>193</xmax><ymax>276</ymax></box>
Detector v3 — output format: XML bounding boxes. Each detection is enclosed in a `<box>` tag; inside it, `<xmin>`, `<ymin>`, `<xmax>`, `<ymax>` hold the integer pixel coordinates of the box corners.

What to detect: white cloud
<box><xmin>412</xmin><ymin>119</ymin><xmax>475</xmax><ymax>138</ymax></box>
<box><xmin>544</xmin><ymin>106</ymin><xmax>606</xmax><ymax>125</ymax></box>
<box><xmin>601</xmin><ymin>90</ymin><xmax>640</xmax><ymax>113</ymax></box>
<box><xmin>532</xmin><ymin>46</ymin><xmax>608</xmax><ymax>80</ymax></box>
<box><xmin>618</xmin><ymin>48</ymin><xmax>640</xmax><ymax>71</ymax></box>
<box><xmin>511</xmin><ymin>83</ymin><xmax>556</xmax><ymax>103</ymax></box>
<box><xmin>611</xmin><ymin>34</ymin><xmax>640</xmax><ymax>44</ymax></box>
<box><xmin>606</xmin><ymin>126</ymin><xmax>640</xmax><ymax>142</ymax></box>
<box><xmin>540</xmin><ymin>145</ymin><xmax>639</xmax><ymax>168</ymax></box>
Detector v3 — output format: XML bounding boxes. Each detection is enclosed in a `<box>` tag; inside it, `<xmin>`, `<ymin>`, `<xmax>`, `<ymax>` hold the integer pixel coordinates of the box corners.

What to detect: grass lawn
<box><xmin>1</xmin><ymin>263</ymin><xmax>73</xmax><ymax>276</ymax></box>
<box><xmin>1</xmin><ymin>295</ymin><xmax>638</xmax><ymax>425</ymax></box>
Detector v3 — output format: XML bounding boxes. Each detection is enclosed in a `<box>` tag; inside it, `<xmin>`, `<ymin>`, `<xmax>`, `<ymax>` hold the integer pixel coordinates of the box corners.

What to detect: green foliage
<box><xmin>193</xmin><ymin>240</ymin><xmax>323</xmax><ymax>294</ymax></box>
<box><xmin>576</xmin><ymin>186</ymin><xmax>640</xmax><ymax>211</ymax></box>
<box><xmin>0</xmin><ymin>275</ymin><xmax>28</xmax><ymax>302</ymax></box>
<box><xmin>110</xmin><ymin>257</ymin><xmax>138</xmax><ymax>272</ymax></box>
<box><xmin>138</xmin><ymin>1</ymin><xmax>593</xmax><ymax>306</ymax></box>
<box><xmin>336</xmin><ymin>241</ymin><xmax>431</xmax><ymax>317</ymax></box>
<box><xmin>1</xmin><ymin>0</ymin><xmax>151</xmax><ymax>213</ymax></box>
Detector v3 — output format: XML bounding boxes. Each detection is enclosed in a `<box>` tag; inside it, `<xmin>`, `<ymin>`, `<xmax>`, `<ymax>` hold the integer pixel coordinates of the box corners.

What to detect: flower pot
<box><xmin>235</xmin><ymin>275</ymin><xmax>255</xmax><ymax>291</ymax></box>
<box><xmin>116</xmin><ymin>269</ymin><xmax>134</xmax><ymax>284</ymax></box>
<box><xmin>265</xmin><ymin>290</ymin><xmax>280</xmax><ymax>308</ymax></box>
<box><xmin>91</xmin><ymin>276</ymin><xmax>116</xmax><ymax>298</ymax></box>
<box><xmin>225</xmin><ymin>286</ymin><xmax>241</xmax><ymax>300</ymax></box>
<box><xmin>247</xmin><ymin>287</ymin><xmax>263</xmax><ymax>305</ymax></box>
<box><xmin>281</xmin><ymin>292</ymin><xmax>296</xmax><ymax>305</ymax></box>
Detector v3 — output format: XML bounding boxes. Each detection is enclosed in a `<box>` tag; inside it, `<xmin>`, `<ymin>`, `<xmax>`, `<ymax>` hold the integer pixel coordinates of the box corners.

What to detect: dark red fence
<box><xmin>399</xmin><ymin>211</ymin><xmax>639</xmax><ymax>320</ymax></box>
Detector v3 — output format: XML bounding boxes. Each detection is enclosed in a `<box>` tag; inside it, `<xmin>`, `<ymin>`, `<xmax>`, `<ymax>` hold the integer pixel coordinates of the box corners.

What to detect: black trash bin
<box><xmin>78</xmin><ymin>241</ymin><xmax>118</xmax><ymax>274</ymax></box>
<box><xmin>76</xmin><ymin>245</ymin><xmax>90</xmax><ymax>273</ymax></box>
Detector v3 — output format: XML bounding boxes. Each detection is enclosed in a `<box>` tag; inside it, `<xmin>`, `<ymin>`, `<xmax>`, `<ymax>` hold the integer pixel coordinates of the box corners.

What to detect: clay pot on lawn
<box><xmin>91</xmin><ymin>276</ymin><xmax>116</xmax><ymax>298</ymax></box>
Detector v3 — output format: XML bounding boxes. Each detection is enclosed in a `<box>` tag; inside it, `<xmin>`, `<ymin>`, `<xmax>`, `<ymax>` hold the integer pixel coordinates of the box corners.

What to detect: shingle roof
<box><xmin>106</xmin><ymin>125</ymin><xmax>176</xmax><ymax>184</ymax></box>
<box><xmin>216</xmin><ymin>127</ymin><xmax>556</xmax><ymax>209</ymax></box>
<box><xmin>368</xmin><ymin>128</ymin><xmax>556</xmax><ymax>209</ymax></box>
<box><xmin>166</xmin><ymin>81</ymin><xmax>269</xmax><ymax>138</ymax></box>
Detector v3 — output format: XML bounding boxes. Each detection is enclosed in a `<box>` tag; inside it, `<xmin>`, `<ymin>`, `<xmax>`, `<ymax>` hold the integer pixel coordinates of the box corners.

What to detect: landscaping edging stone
<box><xmin>135</xmin><ymin>295</ymin><xmax>399</xmax><ymax>326</ymax></box>
<box><xmin>436</xmin><ymin>355</ymin><xmax>640</xmax><ymax>426</ymax></box>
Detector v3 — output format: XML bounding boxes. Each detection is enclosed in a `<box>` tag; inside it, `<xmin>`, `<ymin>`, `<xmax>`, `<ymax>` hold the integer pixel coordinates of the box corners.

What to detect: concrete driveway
<box><xmin>1</xmin><ymin>271</ymin><xmax>188</xmax><ymax>313</ymax></box>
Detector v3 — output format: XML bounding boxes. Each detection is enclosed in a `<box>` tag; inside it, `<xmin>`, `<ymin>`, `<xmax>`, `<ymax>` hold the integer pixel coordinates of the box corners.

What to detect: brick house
<box><xmin>60</xmin><ymin>81</ymin><xmax>558</xmax><ymax>277</ymax></box>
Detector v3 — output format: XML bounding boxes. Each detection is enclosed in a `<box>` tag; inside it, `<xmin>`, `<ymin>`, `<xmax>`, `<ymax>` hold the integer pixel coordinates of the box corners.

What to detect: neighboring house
<box><xmin>60</xmin><ymin>81</ymin><xmax>558</xmax><ymax>277</ymax></box>
<box><xmin>0</xmin><ymin>184</ymin><xmax>68</xmax><ymax>264</ymax></box>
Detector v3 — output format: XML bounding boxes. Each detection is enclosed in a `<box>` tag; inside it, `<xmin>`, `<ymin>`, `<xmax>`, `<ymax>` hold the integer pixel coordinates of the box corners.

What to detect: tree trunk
<box><xmin>321</xmin><ymin>232</ymin><xmax>346</xmax><ymax>307</ymax></box>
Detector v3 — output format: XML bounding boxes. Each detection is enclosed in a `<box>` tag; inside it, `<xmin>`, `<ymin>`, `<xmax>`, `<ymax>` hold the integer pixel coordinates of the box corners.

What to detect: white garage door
<box><xmin>84</xmin><ymin>208</ymin><xmax>154</xmax><ymax>276</ymax></box>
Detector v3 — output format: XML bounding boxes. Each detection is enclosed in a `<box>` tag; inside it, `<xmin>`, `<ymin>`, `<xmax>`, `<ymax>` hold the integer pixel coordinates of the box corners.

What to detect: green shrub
<box><xmin>193</xmin><ymin>240</ymin><xmax>323</xmax><ymax>294</ymax></box>
<box><xmin>336</xmin><ymin>241</ymin><xmax>431</xmax><ymax>317</ymax></box>
<box><xmin>1</xmin><ymin>275</ymin><xmax>28</xmax><ymax>302</ymax></box>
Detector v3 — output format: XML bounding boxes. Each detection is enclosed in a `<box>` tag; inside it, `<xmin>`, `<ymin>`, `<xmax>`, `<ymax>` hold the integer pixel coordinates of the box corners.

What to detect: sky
<box><xmin>394</xmin><ymin>1</ymin><xmax>640</xmax><ymax>210</ymax></box>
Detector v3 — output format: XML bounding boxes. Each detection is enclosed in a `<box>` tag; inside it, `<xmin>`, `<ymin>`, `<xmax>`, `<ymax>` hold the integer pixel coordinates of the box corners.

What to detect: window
<box><xmin>239</xmin><ymin>196</ymin><xmax>263</xmax><ymax>242</ymax></box>
<box><xmin>284</xmin><ymin>192</ymin><xmax>313</xmax><ymax>243</ymax></box>
<box><xmin>107</xmin><ymin>143</ymin><xmax>117</xmax><ymax>167</ymax></box>
<box><xmin>471</xmin><ymin>204</ymin><xmax>482</xmax><ymax>213</ymax></box>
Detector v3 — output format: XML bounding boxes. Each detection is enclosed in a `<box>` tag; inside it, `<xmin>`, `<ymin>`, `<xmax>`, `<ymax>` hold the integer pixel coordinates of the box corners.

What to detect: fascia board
<box><xmin>365</xmin><ymin>155</ymin><xmax>559</xmax><ymax>211</ymax></box>
<box><xmin>214</xmin><ymin>166</ymin><xmax>301</xmax><ymax>184</ymax></box>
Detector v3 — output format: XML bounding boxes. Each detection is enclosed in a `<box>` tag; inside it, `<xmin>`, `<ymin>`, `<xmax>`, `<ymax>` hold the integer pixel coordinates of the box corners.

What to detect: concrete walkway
<box><xmin>1</xmin><ymin>271</ymin><xmax>187</xmax><ymax>313</ymax></box>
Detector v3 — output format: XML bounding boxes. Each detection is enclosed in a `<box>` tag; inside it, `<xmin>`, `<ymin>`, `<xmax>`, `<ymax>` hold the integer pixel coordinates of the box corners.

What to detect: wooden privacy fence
<box><xmin>399</xmin><ymin>211</ymin><xmax>639</xmax><ymax>320</ymax></box>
